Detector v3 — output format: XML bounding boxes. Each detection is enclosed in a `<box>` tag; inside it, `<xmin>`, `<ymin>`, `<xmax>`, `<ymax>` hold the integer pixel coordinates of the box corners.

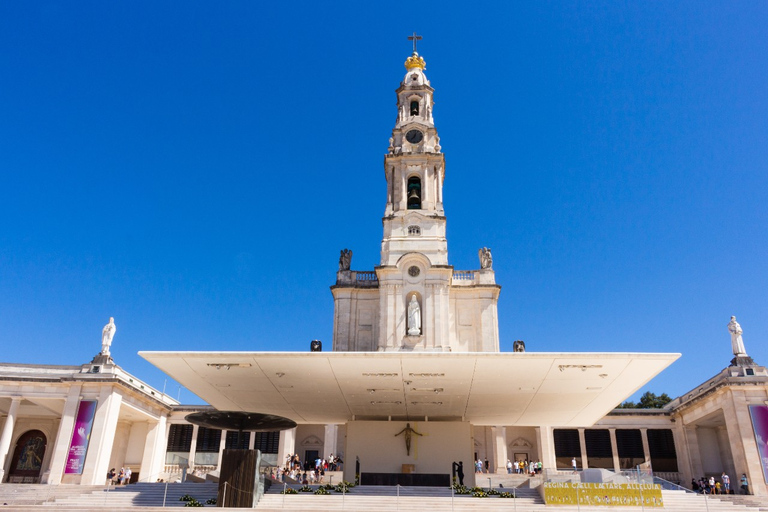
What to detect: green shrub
<box><xmin>314</xmin><ymin>487</ymin><xmax>330</xmax><ymax>495</ymax></box>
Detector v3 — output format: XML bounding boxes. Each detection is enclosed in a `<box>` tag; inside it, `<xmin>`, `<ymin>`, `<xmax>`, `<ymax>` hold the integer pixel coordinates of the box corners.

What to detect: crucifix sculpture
<box><xmin>395</xmin><ymin>422</ymin><xmax>423</xmax><ymax>456</ymax></box>
<box><xmin>408</xmin><ymin>32</ymin><xmax>423</xmax><ymax>53</ymax></box>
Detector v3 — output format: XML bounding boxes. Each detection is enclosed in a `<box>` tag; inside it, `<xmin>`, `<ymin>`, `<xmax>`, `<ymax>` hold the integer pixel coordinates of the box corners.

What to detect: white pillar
<box><xmin>277</xmin><ymin>427</ymin><xmax>296</xmax><ymax>469</ymax></box>
<box><xmin>216</xmin><ymin>429</ymin><xmax>227</xmax><ymax>471</ymax></box>
<box><xmin>81</xmin><ymin>388</ymin><xmax>123</xmax><ymax>485</ymax></box>
<box><xmin>45</xmin><ymin>385</ymin><xmax>82</xmax><ymax>484</ymax></box>
<box><xmin>188</xmin><ymin>425</ymin><xmax>199</xmax><ymax>470</ymax></box>
<box><xmin>609</xmin><ymin>428</ymin><xmax>620</xmax><ymax>472</ymax></box>
<box><xmin>0</xmin><ymin>397</ymin><xmax>22</xmax><ymax>481</ymax></box>
<box><xmin>536</xmin><ymin>426</ymin><xmax>556</xmax><ymax>470</ymax></box>
<box><xmin>248</xmin><ymin>431</ymin><xmax>255</xmax><ymax>450</ymax></box>
<box><xmin>640</xmin><ymin>428</ymin><xmax>651</xmax><ymax>466</ymax></box>
<box><xmin>578</xmin><ymin>428</ymin><xmax>588</xmax><ymax>469</ymax></box>
<box><xmin>494</xmin><ymin>426</ymin><xmax>508</xmax><ymax>473</ymax></box>
<box><xmin>139</xmin><ymin>415</ymin><xmax>168</xmax><ymax>483</ymax></box>
<box><xmin>324</xmin><ymin>424</ymin><xmax>338</xmax><ymax>459</ymax></box>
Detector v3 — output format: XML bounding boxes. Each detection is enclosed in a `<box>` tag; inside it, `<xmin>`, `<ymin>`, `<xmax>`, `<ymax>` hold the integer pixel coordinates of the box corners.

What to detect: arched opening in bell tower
<box><xmin>407</xmin><ymin>177</ymin><xmax>422</xmax><ymax>209</ymax></box>
<box><xmin>410</xmin><ymin>100</ymin><xmax>419</xmax><ymax>116</ymax></box>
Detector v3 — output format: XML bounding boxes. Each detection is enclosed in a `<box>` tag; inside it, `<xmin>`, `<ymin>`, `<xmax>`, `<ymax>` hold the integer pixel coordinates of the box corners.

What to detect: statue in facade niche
<box><xmin>407</xmin><ymin>295</ymin><xmax>421</xmax><ymax>336</ymax></box>
<box><xmin>339</xmin><ymin>249</ymin><xmax>352</xmax><ymax>271</ymax></box>
<box><xmin>479</xmin><ymin>247</ymin><xmax>493</xmax><ymax>269</ymax></box>
<box><xmin>727</xmin><ymin>316</ymin><xmax>747</xmax><ymax>356</ymax></box>
<box><xmin>101</xmin><ymin>317</ymin><xmax>116</xmax><ymax>356</ymax></box>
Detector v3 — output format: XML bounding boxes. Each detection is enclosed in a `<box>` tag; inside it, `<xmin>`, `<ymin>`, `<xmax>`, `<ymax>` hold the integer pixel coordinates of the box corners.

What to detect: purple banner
<box><xmin>749</xmin><ymin>405</ymin><xmax>768</xmax><ymax>484</ymax></box>
<box><xmin>64</xmin><ymin>400</ymin><xmax>97</xmax><ymax>475</ymax></box>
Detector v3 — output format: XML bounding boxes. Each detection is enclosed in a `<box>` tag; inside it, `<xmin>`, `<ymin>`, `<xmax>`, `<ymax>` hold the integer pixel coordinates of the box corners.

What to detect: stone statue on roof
<box><xmin>727</xmin><ymin>316</ymin><xmax>747</xmax><ymax>357</ymax></box>
<box><xmin>478</xmin><ymin>247</ymin><xmax>493</xmax><ymax>270</ymax></box>
<box><xmin>101</xmin><ymin>317</ymin><xmax>116</xmax><ymax>356</ymax></box>
<box><xmin>339</xmin><ymin>249</ymin><xmax>352</xmax><ymax>271</ymax></box>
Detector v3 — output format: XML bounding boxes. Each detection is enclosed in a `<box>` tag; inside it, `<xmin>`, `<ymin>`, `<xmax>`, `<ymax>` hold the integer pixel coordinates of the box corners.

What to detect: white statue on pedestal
<box><xmin>101</xmin><ymin>317</ymin><xmax>116</xmax><ymax>356</ymax></box>
<box><xmin>727</xmin><ymin>316</ymin><xmax>747</xmax><ymax>356</ymax></box>
<box><xmin>407</xmin><ymin>295</ymin><xmax>421</xmax><ymax>336</ymax></box>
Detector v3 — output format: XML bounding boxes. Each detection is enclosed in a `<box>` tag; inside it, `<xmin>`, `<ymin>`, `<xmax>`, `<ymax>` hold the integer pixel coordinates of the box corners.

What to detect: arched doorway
<box><xmin>8</xmin><ymin>430</ymin><xmax>47</xmax><ymax>483</ymax></box>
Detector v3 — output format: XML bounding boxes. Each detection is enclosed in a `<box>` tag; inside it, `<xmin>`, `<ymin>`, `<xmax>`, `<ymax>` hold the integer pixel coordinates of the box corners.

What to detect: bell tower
<box><xmin>381</xmin><ymin>48</ymin><xmax>447</xmax><ymax>266</ymax></box>
<box><xmin>331</xmin><ymin>38</ymin><xmax>501</xmax><ymax>353</ymax></box>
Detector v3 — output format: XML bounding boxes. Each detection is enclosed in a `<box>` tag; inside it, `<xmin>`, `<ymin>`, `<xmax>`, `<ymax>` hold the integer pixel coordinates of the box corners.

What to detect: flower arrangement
<box><xmin>280</xmin><ymin>487</ymin><xmax>298</xmax><ymax>494</ymax></box>
<box><xmin>314</xmin><ymin>487</ymin><xmax>330</xmax><ymax>495</ymax></box>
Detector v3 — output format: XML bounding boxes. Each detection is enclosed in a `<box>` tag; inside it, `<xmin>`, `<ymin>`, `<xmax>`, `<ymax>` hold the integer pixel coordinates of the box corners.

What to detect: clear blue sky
<box><xmin>1</xmin><ymin>2</ymin><xmax>766</xmax><ymax>405</ymax></box>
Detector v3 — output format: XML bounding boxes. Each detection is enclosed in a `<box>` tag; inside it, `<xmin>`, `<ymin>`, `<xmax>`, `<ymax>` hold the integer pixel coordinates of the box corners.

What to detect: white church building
<box><xmin>1</xmin><ymin>49</ymin><xmax>767</xmax><ymax>497</ymax></box>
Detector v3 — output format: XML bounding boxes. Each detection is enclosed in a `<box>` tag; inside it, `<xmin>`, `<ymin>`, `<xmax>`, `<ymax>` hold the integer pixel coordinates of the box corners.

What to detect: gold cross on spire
<box><xmin>408</xmin><ymin>32</ymin><xmax>422</xmax><ymax>53</ymax></box>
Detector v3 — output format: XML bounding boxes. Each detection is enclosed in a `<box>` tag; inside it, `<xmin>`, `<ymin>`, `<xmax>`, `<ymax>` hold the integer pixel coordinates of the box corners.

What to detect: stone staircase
<box><xmin>1</xmin><ymin>482</ymin><xmax>765</xmax><ymax>511</ymax></box>
<box><xmin>699</xmin><ymin>493</ymin><xmax>768</xmax><ymax>511</ymax></box>
<box><xmin>41</xmin><ymin>481</ymin><xmax>218</xmax><ymax>507</ymax></box>
<box><xmin>0</xmin><ymin>484</ymin><xmax>104</xmax><ymax>506</ymax></box>
<box><xmin>257</xmin><ymin>486</ymin><xmax>766</xmax><ymax>512</ymax></box>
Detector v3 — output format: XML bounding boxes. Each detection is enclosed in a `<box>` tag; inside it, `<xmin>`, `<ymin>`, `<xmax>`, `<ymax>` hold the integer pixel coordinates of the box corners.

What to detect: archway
<box><xmin>8</xmin><ymin>430</ymin><xmax>47</xmax><ymax>483</ymax></box>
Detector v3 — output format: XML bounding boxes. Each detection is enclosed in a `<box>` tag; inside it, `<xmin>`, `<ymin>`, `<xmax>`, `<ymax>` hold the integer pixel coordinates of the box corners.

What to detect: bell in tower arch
<box><xmin>407</xmin><ymin>177</ymin><xmax>422</xmax><ymax>209</ymax></box>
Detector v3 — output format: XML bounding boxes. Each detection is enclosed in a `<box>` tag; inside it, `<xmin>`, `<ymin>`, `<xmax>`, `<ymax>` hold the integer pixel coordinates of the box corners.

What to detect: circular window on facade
<box><xmin>408</xmin><ymin>266</ymin><xmax>420</xmax><ymax>277</ymax></box>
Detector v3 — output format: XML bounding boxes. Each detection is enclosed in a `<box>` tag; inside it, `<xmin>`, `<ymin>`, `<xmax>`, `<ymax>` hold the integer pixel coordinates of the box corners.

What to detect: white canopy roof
<box><xmin>140</xmin><ymin>351</ymin><xmax>679</xmax><ymax>427</ymax></box>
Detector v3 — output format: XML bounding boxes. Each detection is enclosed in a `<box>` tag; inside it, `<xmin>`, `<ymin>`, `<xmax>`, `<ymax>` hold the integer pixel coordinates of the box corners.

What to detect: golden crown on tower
<box><xmin>404</xmin><ymin>53</ymin><xmax>426</xmax><ymax>70</ymax></box>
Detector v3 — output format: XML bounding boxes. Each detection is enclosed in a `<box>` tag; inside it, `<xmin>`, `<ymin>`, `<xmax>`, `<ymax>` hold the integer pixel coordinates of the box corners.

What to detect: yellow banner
<box><xmin>543</xmin><ymin>482</ymin><xmax>663</xmax><ymax>507</ymax></box>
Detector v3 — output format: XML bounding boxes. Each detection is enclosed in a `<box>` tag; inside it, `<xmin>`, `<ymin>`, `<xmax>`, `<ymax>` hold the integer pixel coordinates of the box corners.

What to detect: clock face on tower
<box><xmin>405</xmin><ymin>129</ymin><xmax>423</xmax><ymax>144</ymax></box>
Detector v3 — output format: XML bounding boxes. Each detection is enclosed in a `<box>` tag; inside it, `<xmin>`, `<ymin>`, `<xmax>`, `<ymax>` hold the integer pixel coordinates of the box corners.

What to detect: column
<box><xmin>277</xmin><ymin>427</ymin><xmax>296</xmax><ymax>469</ymax></box>
<box><xmin>578</xmin><ymin>428</ymin><xmax>588</xmax><ymax>469</ymax></box>
<box><xmin>248</xmin><ymin>431</ymin><xmax>255</xmax><ymax>450</ymax></box>
<box><xmin>536</xmin><ymin>426</ymin><xmax>556</xmax><ymax>470</ymax></box>
<box><xmin>722</xmin><ymin>391</ymin><xmax>766</xmax><ymax>496</ymax></box>
<box><xmin>609</xmin><ymin>428</ymin><xmax>620</xmax><ymax>472</ymax></box>
<box><xmin>683</xmin><ymin>426</ymin><xmax>703</xmax><ymax>479</ymax></box>
<box><xmin>45</xmin><ymin>385</ymin><xmax>82</xmax><ymax>484</ymax></box>
<box><xmin>80</xmin><ymin>388</ymin><xmax>123</xmax><ymax>485</ymax></box>
<box><xmin>494</xmin><ymin>426</ymin><xmax>508</xmax><ymax>473</ymax></box>
<box><xmin>139</xmin><ymin>415</ymin><xmax>168</xmax><ymax>483</ymax></box>
<box><xmin>671</xmin><ymin>422</ymin><xmax>692</xmax><ymax>485</ymax></box>
<box><xmin>216</xmin><ymin>429</ymin><xmax>227</xmax><ymax>471</ymax></box>
<box><xmin>0</xmin><ymin>397</ymin><xmax>22</xmax><ymax>481</ymax></box>
<box><xmin>188</xmin><ymin>425</ymin><xmax>199</xmax><ymax>470</ymax></box>
<box><xmin>324</xmin><ymin>424</ymin><xmax>338</xmax><ymax>459</ymax></box>
<box><xmin>640</xmin><ymin>428</ymin><xmax>651</xmax><ymax>466</ymax></box>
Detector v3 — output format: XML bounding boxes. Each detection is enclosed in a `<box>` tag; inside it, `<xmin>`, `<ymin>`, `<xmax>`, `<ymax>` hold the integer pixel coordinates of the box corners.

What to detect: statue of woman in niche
<box><xmin>727</xmin><ymin>316</ymin><xmax>747</xmax><ymax>356</ymax></box>
<box><xmin>407</xmin><ymin>295</ymin><xmax>421</xmax><ymax>336</ymax></box>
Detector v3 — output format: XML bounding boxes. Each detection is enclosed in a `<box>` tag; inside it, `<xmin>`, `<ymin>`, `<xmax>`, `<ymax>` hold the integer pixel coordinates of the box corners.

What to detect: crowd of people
<box><xmin>106</xmin><ymin>466</ymin><xmax>132</xmax><ymax>485</ymax></box>
<box><xmin>691</xmin><ymin>472</ymin><xmax>750</xmax><ymax>495</ymax></box>
<box><xmin>473</xmin><ymin>458</ymin><xmax>543</xmax><ymax>475</ymax></box>
<box><xmin>269</xmin><ymin>453</ymin><xmax>344</xmax><ymax>484</ymax></box>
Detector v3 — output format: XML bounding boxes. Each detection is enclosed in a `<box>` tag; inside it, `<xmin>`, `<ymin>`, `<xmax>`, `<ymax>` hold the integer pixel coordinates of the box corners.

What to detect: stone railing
<box><xmin>451</xmin><ymin>269</ymin><xmax>496</xmax><ymax>286</ymax></box>
<box><xmin>336</xmin><ymin>270</ymin><xmax>379</xmax><ymax>288</ymax></box>
<box><xmin>355</xmin><ymin>271</ymin><xmax>379</xmax><ymax>285</ymax></box>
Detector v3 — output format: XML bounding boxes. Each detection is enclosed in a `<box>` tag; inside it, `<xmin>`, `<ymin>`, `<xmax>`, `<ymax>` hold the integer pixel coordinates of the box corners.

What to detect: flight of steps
<box><xmin>257</xmin><ymin>486</ymin><xmax>767</xmax><ymax>512</ymax></box>
<box><xmin>708</xmin><ymin>495</ymin><xmax>768</xmax><ymax>512</ymax></box>
<box><xmin>42</xmin><ymin>481</ymin><xmax>218</xmax><ymax>507</ymax></box>
<box><xmin>0</xmin><ymin>484</ymin><xmax>104</xmax><ymax>506</ymax></box>
<box><xmin>257</xmin><ymin>485</ymin><xmax>543</xmax><ymax>511</ymax></box>
<box><xmin>663</xmin><ymin>490</ymin><xmax>768</xmax><ymax>512</ymax></box>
